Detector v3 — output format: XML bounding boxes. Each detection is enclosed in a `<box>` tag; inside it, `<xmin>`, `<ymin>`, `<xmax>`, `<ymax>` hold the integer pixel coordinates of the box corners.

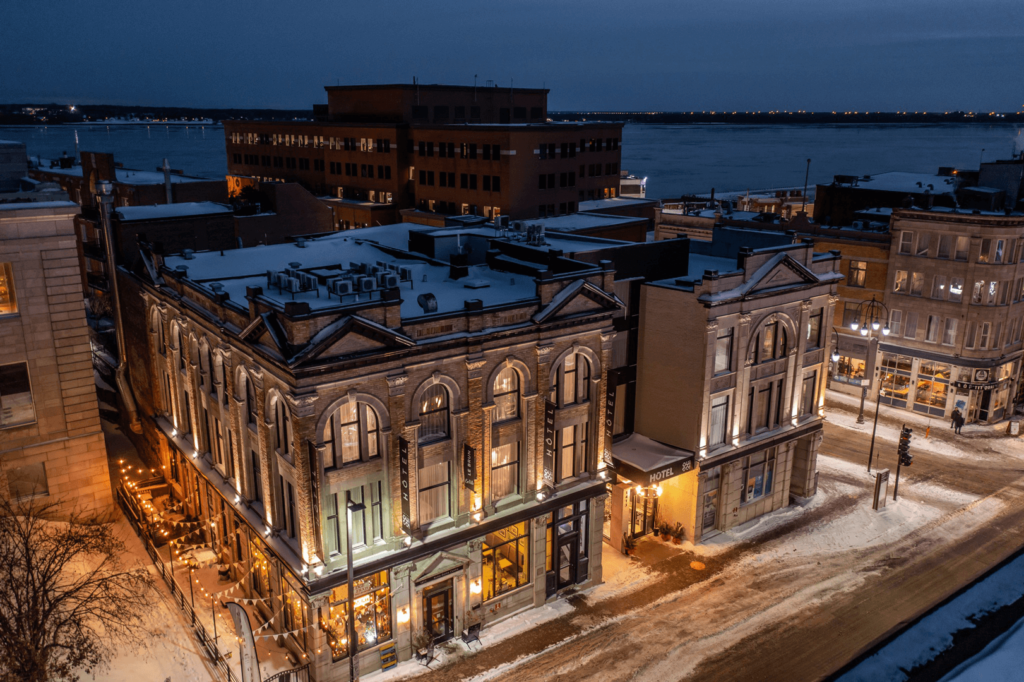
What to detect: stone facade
<box><xmin>121</xmin><ymin>229</ymin><xmax>619</xmax><ymax>680</ymax></box>
<box><xmin>631</xmin><ymin>239</ymin><xmax>841</xmax><ymax>542</ymax></box>
<box><xmin>0</xmin><ymin>202</ymin><xmax>111</xmax><ymax>515</ymax></box>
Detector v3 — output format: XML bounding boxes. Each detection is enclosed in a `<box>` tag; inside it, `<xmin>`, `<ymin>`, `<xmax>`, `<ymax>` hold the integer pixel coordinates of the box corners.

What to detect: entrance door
<box><xmin>556</xmin><ymin>534</ymin><xmax>578</xmax><ymax>590</ymax></box>
<box><xmin>980</xmin><ymin>389</ymin><xmax>992</xmax><ymax>422</ymax></box>
<box><xmin>629</xmin><ymin>491</ymin><xmax>658</xmax><ymax>537</ymax></box>
<box><xmin>423</xmin><ymin>582</ymin><xmax>453</xmax><ymax>643</ymax></box>
<box><xmin>701</xmin><ymin>488</ymin><xmax>719</xmax><ymax>536</ymax></box>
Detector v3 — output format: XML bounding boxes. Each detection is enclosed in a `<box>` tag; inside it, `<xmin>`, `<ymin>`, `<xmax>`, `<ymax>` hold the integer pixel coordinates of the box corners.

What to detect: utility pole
<box><xmin>801</xmin><ymin>158</ymin><xmax>811</xmax><ymax>214</ymax></box>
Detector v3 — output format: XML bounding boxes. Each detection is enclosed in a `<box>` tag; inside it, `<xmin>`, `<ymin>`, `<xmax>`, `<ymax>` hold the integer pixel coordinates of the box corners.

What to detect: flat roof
<box><xmin>835</xmin><ymin>172</ymin><xmax>957</xmax><ymax>195</ymax></box>
<box><xmin>578</xmin><ymin>197</ymin><xmax>656</xmax><ymax>211</ymax></box>
<box><xmin>0</xmin><ymin>200</ymin><xmax>77</xmax><ymax>213</ymax></box>
<box><xmin>529</xmin><ymin>212</ymin><xmax>640</xmax><ymax>232</ymax></box>
<box><xmin>30</xmin><ymin>158</ymin><xmax>213</xmax><ymax>185</ymax></box>
<box><xmin>116</xmin><ymin>202</ymin><xmax>233</xmax><ymax>221</ymax></box>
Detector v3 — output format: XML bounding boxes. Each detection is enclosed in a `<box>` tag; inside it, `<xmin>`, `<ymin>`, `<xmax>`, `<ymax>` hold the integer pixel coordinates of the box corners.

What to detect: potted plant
<box><xmin>671</xmin><ymin>523</ymin><xmax>685</xmax><ymax>545</ymax></box>
<box><xmin>623</xmin><ymin>534</ymin><xmax>638</xmax><ymax>555</ymax></box>
<box><xmin>658</xmin><ymin>522</ymin><xmax>671</xmax><ymax>541</ymax></box>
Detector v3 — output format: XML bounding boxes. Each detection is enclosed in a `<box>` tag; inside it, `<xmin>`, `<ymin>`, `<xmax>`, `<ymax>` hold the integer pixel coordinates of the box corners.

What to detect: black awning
<box><xmin>612</xmin><ymin>434</ymin><xmax>695</xmax><ymax>487</ymax></box>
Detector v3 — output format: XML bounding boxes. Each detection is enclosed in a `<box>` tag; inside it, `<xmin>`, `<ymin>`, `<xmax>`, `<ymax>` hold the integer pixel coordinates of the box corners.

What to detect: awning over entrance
<box><xmin>612</xmin><ymin>434</ymin><xmax>695</xmax><ymax>487</ymax></box>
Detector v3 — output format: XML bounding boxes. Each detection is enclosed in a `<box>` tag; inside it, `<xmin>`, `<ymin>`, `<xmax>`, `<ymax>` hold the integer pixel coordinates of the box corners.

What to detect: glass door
<box><xmin>556</xmin><ymin>534</ymin><xmax>578</xmax><ymax>590</ymax></box>
<box><xmin>423</xmin><ymin>582</ymin><xmax>453</xmax><ymax>643</ymax></box>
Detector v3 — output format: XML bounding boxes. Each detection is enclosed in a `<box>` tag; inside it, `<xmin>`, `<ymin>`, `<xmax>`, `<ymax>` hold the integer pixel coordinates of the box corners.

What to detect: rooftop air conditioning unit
<box><xmin>398</xmin><ymin>266</ymin><xmax>413</xmax><ymax>281</ymax></box>
<box><xmin>285</xmin><ymin>277</ymin><xmax>301</xmax><ymax>293</ymax></box>
<box><xmin>359</xmin><ymin>276</ymin><xmax>376</xmax><ymax>292</ymax></box>
<box><xmin>380</xmin><ymin>272</ymin><xmax>399</xmax><ymax>289</ymax></box>
<box><xmin>331</xmin><ymin>279</ymin><xmax>353</xmax><ymax>297</ymax></box>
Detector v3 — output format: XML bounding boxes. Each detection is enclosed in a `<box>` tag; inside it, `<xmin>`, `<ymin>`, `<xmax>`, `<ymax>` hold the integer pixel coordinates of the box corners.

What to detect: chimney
<box><xmin>162</xmin><ymin>158</ymin><xmax>172</xmax><ymax>204</ymax></box>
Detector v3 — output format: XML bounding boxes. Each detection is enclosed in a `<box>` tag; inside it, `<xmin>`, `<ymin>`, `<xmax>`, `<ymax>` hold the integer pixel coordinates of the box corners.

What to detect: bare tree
<box><xmin>0</xmin><ymin>494</ymin><xmax>154</xmax><ymax>682</ymax></box>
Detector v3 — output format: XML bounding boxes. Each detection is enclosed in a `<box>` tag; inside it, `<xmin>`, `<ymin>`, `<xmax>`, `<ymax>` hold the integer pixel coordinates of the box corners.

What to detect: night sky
<box><xmin>2</xmin><ymin>0</ymin><xmax>1023</xmax><ymax>112</ymax></box>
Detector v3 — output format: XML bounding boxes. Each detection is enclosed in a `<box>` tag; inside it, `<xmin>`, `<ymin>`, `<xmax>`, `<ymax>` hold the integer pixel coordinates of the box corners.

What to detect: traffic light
<box><xmin>898</xmin><ymin>426</ymin><xmax>913</xmax><ymax>467</ymax></box>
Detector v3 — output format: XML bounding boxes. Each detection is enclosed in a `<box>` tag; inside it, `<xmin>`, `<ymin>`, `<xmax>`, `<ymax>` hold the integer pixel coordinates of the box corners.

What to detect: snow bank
<box><xmin>838</xmin><ymin>553</ymin><xmax>1024</xmax><ymax>682</ymax></box>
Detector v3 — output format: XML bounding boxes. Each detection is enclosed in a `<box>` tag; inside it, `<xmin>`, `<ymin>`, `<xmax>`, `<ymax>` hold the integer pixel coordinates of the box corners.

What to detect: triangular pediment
<box><xmin>413</xmin><ymin>551</ymin><xmax>471</xmax><ymax>585</ymax></box>
<box><xmin>533</xmin><ymin>280</ymin><xmax>624</xmax><ymax>323</ymax></box>
<box><xmin>287</xmin><ymin>315</ymin><xmax>414</xmax><ymax>367</ymax></box>
<box><xmin>747</xmin><ymin>255</ymin><xmax>818</xmax><ymax>295</ymax></box>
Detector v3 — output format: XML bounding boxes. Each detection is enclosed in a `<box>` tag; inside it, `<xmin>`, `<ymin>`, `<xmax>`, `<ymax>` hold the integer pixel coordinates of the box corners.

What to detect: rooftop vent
<box><xmin>182</xmin><ymin>249</ymin><xmax>194</xmax><ymax>260</ymax></box>
<box><xmin>463</xmin><ymin>279</ymin><xmax>490</xmax><ymax>289</ymax></box>
<box><xmin>417</xmin><ymin>293</ymin><xmax>438</xmax><ymax>313</ymax></box>
<box><xmin>295</xmin><ymin>237</ymin><xmax>307</xmax><ymax>248</ymax></box>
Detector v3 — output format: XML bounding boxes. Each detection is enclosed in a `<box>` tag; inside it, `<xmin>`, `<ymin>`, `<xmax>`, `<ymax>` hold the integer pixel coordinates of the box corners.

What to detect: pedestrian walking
<box><xmin>954</xmin><ymin>411</ymin><xmax>964</xmax><ymax>435</ymax></box>
<box><xmin>951</xmin><ymin>407</ymin><xmax>961</xmax><ymax>429</ymax></box>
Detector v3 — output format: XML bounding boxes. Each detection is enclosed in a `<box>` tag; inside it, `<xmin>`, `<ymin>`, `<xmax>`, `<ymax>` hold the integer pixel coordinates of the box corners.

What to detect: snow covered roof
<box><xmin>578</xmin><ymin>197</ymin><xmax>655</xmax><ymax>211</ymax></box>
<box><xmin>163</xmin><ymin>233</ymin><xmax>539</xmax><ymax>320</ymax></box>
<box><xmin>840</xmin><ymin>172</ymin><xmax>957</xmax><ymax>195</ymax></box>
<box><xmin>528</xmin><ymin>212</ymin><xmax>640</xmax><ymax>232</ymax></box>
<box><xmin>0</xmin><ymin>200</ymin><xmax>78</xmax><ymax>212</ymax></box>
<box><xmin>115</xmin><ymin>202</ymin><xmax>232</xmax><ymax>221</ymax></box>
<box><xmin>30</xmin><ymin>158</ymin><xmax>213</xmax><ymax>185</ymax></box>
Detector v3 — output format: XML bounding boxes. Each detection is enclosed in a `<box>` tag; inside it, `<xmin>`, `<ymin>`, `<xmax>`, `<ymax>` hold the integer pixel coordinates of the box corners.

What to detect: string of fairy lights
<box><xmin>118</xmin><ymin>457</ymin><xmax>324</xmax><ymax>662</ymax></box>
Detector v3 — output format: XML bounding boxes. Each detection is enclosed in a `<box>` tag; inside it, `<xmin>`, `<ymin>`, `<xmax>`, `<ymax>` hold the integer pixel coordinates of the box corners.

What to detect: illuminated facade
<box><xmin>627</xmin><ymin>236</ymin><xmax>840</xmax><ymax>542</ymax></box>
<box><xmin>121</xmin><ymin>222</ymin><xmax>622</xmax><ymax>678</ymax></box>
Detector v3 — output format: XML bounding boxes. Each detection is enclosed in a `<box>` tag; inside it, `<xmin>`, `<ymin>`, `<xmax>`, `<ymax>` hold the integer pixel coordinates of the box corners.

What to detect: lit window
<box><xmin>0</xmin><ymin>262</ymin><xmax>17</xmax><ymax>315</ymax></box>
<box><xmin>0</xmin><ymin>362</ymin><xmax>36</xmax><ymax>428</ymax></box>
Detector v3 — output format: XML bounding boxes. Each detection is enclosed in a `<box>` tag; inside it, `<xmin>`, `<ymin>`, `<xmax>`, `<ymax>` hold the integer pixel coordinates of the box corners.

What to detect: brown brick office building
<box><xmin>224</xmin><ymin>83</ymin><xmax>624</xmax><ymax>225</ymax></box>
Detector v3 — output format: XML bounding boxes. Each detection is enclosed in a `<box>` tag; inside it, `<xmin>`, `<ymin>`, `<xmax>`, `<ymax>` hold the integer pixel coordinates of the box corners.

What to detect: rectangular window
<box><xmin>326</xmin><ymin>493</ymin><xmax>341</xmax><ymax>556</ymax></box>
<box><xmin>925</xmin><ymin>315</ymin><xmax>940</xmax><ymax>343</ymax></box>
<box><xmin>938</xmin><ymin>235</ymin><xmax>952</xmax><ymax>259</ymax></box>
<box><xmin>324</xmin><ymin>571</ymin><xmax>392</xmax><ymax>661</ymax></box>
<box><xmin>955</xmin><ymin>236</ymin><xmax>970</xmax><ymax>261</ymax></box>
<box><xmin>995</xmin><ymin>239</ymin><xmax>1006</xmax><ymax>263</ymax></box>
<box><xmin>807</xmin><ymin>310</ymin><xmax>822</xmax><ymax>348</ymax></box>
<box><xmin>899</xmin><ymin>231</ymin><xmax>914</xmax><ymax>255</ymax></box>
<box><xmin>741</xmin><ymin>450</ymin><xmax>776</xmax><ymax>503</ymax></box>
<box><xmin>371</xmin><ymin>481</ymin><xmax>384</xmax><ymax>543</ymax></box>
<box><xmin>714</xmin><ymin>329</ymin><xmax>733</xmax><ymax>374</ymax></box>
<box><xmin>889</xmin><ymin>310</ymin><xmax>902</xmax><ymax>336</ymax></box>
<box><xmin>979</xmin><ymin>239</ymin><xmax>991</xmax><ymax>263</ymax></box>
<box><xmin>0</xmin><ymin>263</ymin><xmax>16</xmax><ymax>315</ymax></box>
<box><xmin>915</xmin><ymin>233</ymin><xmax>931</xmax><ymax>257</ymax></box>
<box><xmin>966</xmin><ymin>322</ymin><xmax>977</xmax><ymax>348</ymax></box>
<box><xmin>973</xmin><ymin>280</ymin><xmax>985</xmax><ymax>304</ymax></box>
<box><xmin>349</xmin><ymin>487</ymin><xmax>366</xmax><ymax>547</ymax></box>
<box><xmin>756</xmin><ymin>385</ymin><xmax>771</xmax><ymax>430</ymax></box>
<box><xmin>491</xmin><ymin>442</ymin><xmax>520</xmax><ymax>501</ymax></box>
<box><xmin>949</xmin><ymin>277</ymin><xmax>964</xmax><ymax>302</ymax></box>
<box><xmin>492</xmin><ymin>176</ymin><xmax>501</xmax><ymax>192</ymax></box>
<box><xmin>904</xmin><ymin>312</ymin><xmax>919</xmax><ymax>339</ymax></box>
<box><xmin>418</xmin><ymin>461</ymin><xmax>450</xmax><ymax>524</ymax></box>
<box><xmin>482</xmin><ymin>521</ymin><xmax>530</xmax><ymax>601</ymax></box>
<box><xmin>6</xmin><ymin>462</ymin><xmax>48</xmax><ymax>499</ymax></box>
<box><xmin>0</xmin><ymin>362</ymin><xmax>35</xmax><ymax>428</ymax></box>
<box><xmin>848</xmin><ymin>260</ymin><xmax>866</xmax><ymax>287</ymax></box>
<box><xmin>910</xmin><ymin>272</ymin><xmax>924</xmax><ymax>296</ymax></box>
<box><xmin>558</xmin><ymin>425</ymin><xmax>577</xmax><ymax>481</ymax></box>
<box><xmin>801</xmin><ymin>372</ymin><xmax>817</xmax><ymax>416</ymax></box>
<box><xmin>709</xmin><ymin>394</ymin><xmax>729</xmax><ymax>446</ymax></box>
<box><xmin>894</xmin><ymin>270</ymin><xmax>908</xmax><ymax>293</ymax></box>
<box><xmin>980</xmin><ymin>322</ymin><xmax>991</xmax><ymax>348</ymax></box>
<box><xmin>250</xmin><ymin>449</ymin><xmax>262</xmax><ymax>503</ymax></box>
<box><xmin>931</xmin><ymin>275</ymin><xmax>947</xmax><ymax>300</ymax></box>
<box><xmin>943</xmin><ymin>318</ymin><xmax>957</xmax><ymax>346</ymax></box>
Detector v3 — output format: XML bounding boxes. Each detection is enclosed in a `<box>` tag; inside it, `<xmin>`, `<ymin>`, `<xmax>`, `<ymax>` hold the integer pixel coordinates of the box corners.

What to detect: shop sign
<box><xmin>953</xmin><ymin>381</ymin><xmax>998</xmax><ymax>391</ymax></box>
<box><xmin>463</xmin><ymin>444</ymin><xmax>476</xmax><ymax>491</ymax></box>
<box><xmin>603</xmin><ymin>379</ymin><xmax>616</xmax><ymax>468</ymax></box>
<box><xmin>543</xmin><ymin>400</ymin><xmax>556</xmax><ymax>485</ymax></box>
<box><xmin>648</xmin><ymin>458</ymin><xmax>694</xmax><ymax>486</ymax></box>
<box><xmin>399</xmin><ymin>437</ymin><xmax>411</xmax><ymax>532</ymax></box>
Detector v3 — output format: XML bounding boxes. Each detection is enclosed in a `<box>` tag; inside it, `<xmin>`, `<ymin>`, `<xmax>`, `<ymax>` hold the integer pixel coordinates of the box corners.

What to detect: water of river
<box><xmin>3</xmin><ymin>122</ymin><xmax>1022</xmax><ymax>199</ymax></box>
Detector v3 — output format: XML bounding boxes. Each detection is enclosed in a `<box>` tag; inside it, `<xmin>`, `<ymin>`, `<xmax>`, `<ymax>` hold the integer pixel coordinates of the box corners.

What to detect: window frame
<box><xmin>417</xmin><ymin>384</ymin><xmax>451</xmax><ymax>444</ymax></box>
<box><xmin>323</xmin><ymin>401</ymin><xmax>381</xmax><ymax>469</ymax></box>
<box><xmin>0</xmin><ymin>262</ymin><xmax>18</xmax><ymax>316</ymax></box>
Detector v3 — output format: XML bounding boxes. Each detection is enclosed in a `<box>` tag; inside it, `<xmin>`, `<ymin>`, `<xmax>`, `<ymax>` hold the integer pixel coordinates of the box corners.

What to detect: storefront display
<box><xmin>322</xmin><ymin>570</ymin><xmax>392</xmax><ymax>661</ymax></box>
<box><xmin>914</xmin><ymin>362</ymin><xmax>950</xmax><ymax>417</ymax></box>
<box><xmin>481</xmin><ymin>521</ymin><xmax>530</xmax><ymax>601</ymax></box>
<box><xmin>249</xmin><ymin>541</ymin><xmax>271</xmax><ymax>599</ymax></box>
<box><xmin>879</xmin><ymin>353</ymin><xmax>912</xmax><ymax>407</ymax></box>
<box><xmin>833</xmin><ymin>355</ymin><xmax>866</xmax><ymax>385</ymax></box>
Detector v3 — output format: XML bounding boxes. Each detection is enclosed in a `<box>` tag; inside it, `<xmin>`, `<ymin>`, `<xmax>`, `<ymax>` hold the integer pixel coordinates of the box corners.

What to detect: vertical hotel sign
<box><xmin>543</xmin><ymin>400</ymin><xmax>556</xmax><ymax>486</ymax></box>
<box><xmin>398</xmin><ymin>437</ymin><xmax>412</xmax><ymax>533</ymax></box>
<box><xmin>603</xmin><ymin>378</ymin><xmax>616</xmax><ymax>468</ymax></box>
<box><xmin>463</xmin><ymin>444</ymin><xmax>476</xmax><ymax>491</ymax></box>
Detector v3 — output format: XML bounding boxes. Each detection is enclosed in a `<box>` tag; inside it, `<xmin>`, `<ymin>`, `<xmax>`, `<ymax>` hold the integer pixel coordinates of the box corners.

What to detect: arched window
<box><xmin>418</xmin><ymin>384</ymin><xmax>450</xmax><ymax>443</ymax></box>
<box><xmin>750</xmin><ymin>321</ymin><xmax>788</xmax><ymax>365</ymax></box>
<box><xmin>177</xmin><ymin>329</ymin><xmax>186</xmax><ymax>371</ymax></box>
<box><xmin>493</xmin><ymin>367</ymin><xmax>520</xmax><ymax>422</ymax></box>
<box><xmin>272</xmin><ymin>396</ymin><xmax>292</xmax><ymax>458</ymax></box>
<box><xmin>323</xmin><ymin>402</ymin><xmax>380</xmax><ymax>468</ymax></box>
<box><xmin>550</xmin><ymin>352</ymin><xmax>590</xmax><ymax>407</ymax></box>
<box><xmin>199</xmin><ymin>343</ymin><xmax>212</xmax><ymax>392</ymax></box>
<box><xmin>244</xmin><ymin>375</ymin><xmax>257</xmax><ymax>426</ymax></box>
<box><xmin>152</xmin><ymin>309</ymin><xmax>165</xmax><ymax>355</ymax></box>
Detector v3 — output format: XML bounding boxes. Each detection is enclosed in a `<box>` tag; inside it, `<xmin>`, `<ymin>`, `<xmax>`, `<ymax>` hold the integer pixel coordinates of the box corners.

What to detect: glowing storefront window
<box><xmin>322</xmin><ymin>570</ymin><xmax>392</xmax><ymax>661</ymax></box>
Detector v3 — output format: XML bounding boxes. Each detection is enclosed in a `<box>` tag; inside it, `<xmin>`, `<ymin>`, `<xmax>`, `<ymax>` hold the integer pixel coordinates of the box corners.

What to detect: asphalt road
<box><xmin>416</xmin><ymin>403</ymin><xmax>1024</xmax><ymax>682</ymax></box>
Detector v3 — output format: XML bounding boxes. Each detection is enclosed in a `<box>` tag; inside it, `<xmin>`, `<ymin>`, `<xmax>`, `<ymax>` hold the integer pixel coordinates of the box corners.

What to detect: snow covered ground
<box><xmin>838</xmin><ymin>553</ymin><xmax>1024</xmax><ymax>682</ymax></box>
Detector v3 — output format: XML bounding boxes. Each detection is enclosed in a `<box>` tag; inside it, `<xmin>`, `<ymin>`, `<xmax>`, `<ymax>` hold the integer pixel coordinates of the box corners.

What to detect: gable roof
<box><xmin>532</xmin><ymin>279</ymin><xmax>623</xmax><ymax>324</ymax></box>
<box><xmin>287</xmin><ymin>314</ymin><xmax>414</xmax><ymax>367</ymax></box>
<box><xmin>698</xmin><ymin>252</ymin><xmax>841</xmax><ymax>305</ymax></box>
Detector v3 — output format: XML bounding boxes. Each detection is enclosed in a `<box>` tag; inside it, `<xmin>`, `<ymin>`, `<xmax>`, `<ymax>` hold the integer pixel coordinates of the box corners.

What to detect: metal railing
<box><xmin>264</xmin><ymin>664</ymin><xmax>311</xmax><ymax>682</ymax></box>
<box><xmin>116</xmin><ymin>482</ymin><xmax>239</xmax><ymax>682</ymax></box>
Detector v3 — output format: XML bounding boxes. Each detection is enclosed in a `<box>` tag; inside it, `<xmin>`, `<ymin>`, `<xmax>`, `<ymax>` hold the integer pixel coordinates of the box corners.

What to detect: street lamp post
<box><xmin>845</xmin><ymin>296</ymin><xmax>891</xmax><ymax>472</ymax></box>
<box><xmin>187</xmin><ymin>556</ymin><xmax>198</xmax><ymax>625</ymax></box>
<box><xmin>346</xmin><ymin>491</ymin><xmax>366</xmax><ymax>682</ymax></box>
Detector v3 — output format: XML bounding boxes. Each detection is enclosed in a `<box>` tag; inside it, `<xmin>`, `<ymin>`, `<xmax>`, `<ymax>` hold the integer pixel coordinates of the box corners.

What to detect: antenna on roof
<box><xmin>474</xmin><ymin>74</ymin><xmax>478</xmax><ymax>102</ymax></box>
